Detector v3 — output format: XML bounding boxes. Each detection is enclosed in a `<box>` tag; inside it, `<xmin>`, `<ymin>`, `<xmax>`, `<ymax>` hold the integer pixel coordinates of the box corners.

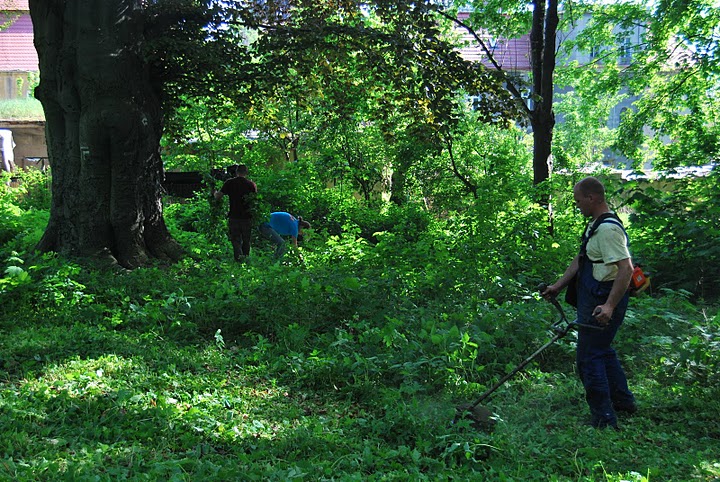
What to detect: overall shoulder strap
<box><xmin>591</xmin><ymin>212</ymin><xmax>624</xmax><ymax>237</ymax></box>
<box><xmin>580</xmin><ymin>212</ymin><xmax>626</xmax><ymax>256</ymax></box>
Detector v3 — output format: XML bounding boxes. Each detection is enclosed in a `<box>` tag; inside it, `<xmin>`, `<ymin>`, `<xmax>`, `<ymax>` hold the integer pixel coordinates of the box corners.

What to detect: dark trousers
<box><xmin>576</xmin><ymin>262</ymin><xmax>635</xmax><ymax>427</ymax></box>
<box><xmin>228</xmin><ymin>218</ymin><xmax>253</xmax><ymax>260</ymax></box>
<box><xmin>258</xmin><ymin>223</ymin><xmax>286</xmax><ymax>259</ymax></box>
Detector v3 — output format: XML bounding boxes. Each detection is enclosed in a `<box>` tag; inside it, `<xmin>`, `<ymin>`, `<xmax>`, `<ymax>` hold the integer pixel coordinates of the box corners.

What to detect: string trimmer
<box><xmin>454</xmin><ymin>283</ymin><xmax>603</xmax><ymax>429</ymax></box>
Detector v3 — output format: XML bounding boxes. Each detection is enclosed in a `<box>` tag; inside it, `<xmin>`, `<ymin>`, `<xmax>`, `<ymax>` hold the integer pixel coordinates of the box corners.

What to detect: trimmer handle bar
<box><xmin>537</xmin><ymin>282</ymin><xmax>604</xmax><ymax>333</ymax></box>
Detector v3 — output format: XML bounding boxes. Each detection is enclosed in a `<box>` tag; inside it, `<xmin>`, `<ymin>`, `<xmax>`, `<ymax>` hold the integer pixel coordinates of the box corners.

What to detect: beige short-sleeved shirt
<box><xmin>585</xmin><ymin>220</ymin><xmax>631</xmax><ymax>282</ymax></box>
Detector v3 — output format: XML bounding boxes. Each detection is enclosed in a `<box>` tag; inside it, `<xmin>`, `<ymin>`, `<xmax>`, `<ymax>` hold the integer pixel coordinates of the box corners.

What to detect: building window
<box><xmin>619</xmin><ymin>36</ymin><xmax>633</xmax><ymax>64</ymax></box>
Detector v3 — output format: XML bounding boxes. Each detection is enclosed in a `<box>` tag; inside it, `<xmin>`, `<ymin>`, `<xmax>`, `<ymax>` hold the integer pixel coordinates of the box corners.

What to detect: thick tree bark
<box><xmin>29</xmin><ymin>0</ymin><xmax>183</xmax><ymax>268</ymax></box>
<box><xmin>529</xmin><ymin>0</ymin><xmax>558</xmax><ymax>186</ymax></box>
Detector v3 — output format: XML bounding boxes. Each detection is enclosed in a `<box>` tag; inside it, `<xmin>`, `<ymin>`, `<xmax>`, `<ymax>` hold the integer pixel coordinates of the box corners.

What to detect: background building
<box><xmin>0</xmin><ymin>0</ymin><xmax>46</xmax><ymax>172</ymax></box>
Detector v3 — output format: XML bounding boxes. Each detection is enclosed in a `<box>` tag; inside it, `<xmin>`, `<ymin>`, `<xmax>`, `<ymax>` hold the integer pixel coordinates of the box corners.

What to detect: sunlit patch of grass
<box><xmin>696</xmin><ymin>460</ymin><xmax>720</xmax><ymax>478</ymax></box>
<box><xmin>0</xmin><ymin>98</ymin><xmax>44</xmax><ymax>120</ymax></box>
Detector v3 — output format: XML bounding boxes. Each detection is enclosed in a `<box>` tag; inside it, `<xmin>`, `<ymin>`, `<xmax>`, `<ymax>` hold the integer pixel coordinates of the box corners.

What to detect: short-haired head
<box><xmin>574</xmin><ymin>176</ymin><xmax>605</xmax><ymax>202</ymax></box>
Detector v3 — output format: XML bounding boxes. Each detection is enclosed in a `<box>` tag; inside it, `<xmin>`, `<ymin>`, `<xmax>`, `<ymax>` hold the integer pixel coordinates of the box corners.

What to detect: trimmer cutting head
<box><xmin>454</xmin><ymin>403</ymin><xmax>496</xmax><ymax>432</ymax></box>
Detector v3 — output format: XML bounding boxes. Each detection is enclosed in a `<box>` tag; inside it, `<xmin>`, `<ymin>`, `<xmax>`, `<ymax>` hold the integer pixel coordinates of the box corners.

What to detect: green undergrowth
<box><xmin>1</xmin><ymin>252</ymin><xmax>718</xmax><ymax>481</ymax></box>
<box><xmin>1</xmin><ymin>176</ymin><xmax>719</xmax><ymax>480</ymax></box>
<box><xmin>0</xmin><ymin>98</ymin><xmax>44</xmax><ymax>121</ymax></box>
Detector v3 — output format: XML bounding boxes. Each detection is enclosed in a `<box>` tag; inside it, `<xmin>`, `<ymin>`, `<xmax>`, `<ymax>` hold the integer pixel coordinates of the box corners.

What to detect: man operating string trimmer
<box><xmin>541</xmin><ymin>176</ymin><xmax>637</xmax><ymax>430</ymax></box>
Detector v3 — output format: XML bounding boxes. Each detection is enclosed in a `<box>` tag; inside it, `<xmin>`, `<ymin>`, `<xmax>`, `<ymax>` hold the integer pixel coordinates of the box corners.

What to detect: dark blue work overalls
<box><xmin>575</xmin><ymin>224</ymin><xmax>636</xmax><ymax>428</ymax></box>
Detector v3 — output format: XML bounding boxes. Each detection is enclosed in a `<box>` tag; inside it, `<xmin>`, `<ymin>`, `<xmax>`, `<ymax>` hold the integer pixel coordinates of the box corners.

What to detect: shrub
<box><xmin>622</xmin><ymin>169</ymin><xmax>720</xmax><ymax>300</ymax></box>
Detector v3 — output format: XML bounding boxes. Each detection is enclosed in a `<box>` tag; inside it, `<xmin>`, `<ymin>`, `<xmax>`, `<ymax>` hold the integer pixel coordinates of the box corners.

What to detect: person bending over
<box><xmin>259</xmin><ymin>212</ymin><xmax>311</xmax><ymax>259</ymax></box>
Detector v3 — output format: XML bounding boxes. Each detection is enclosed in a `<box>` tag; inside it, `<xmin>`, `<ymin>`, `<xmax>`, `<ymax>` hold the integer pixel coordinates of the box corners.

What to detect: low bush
<box><xmin>621</xmin><ymin>169</ymin><xmax>720</xmax><ymax>300</ymax></box>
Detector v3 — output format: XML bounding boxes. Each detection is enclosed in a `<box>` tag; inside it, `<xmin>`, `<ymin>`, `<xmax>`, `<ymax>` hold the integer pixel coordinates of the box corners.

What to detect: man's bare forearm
<box><xmin>606</xmin><ymin>258</ymin><xmax>633</xmax><ymax>310</ymax></box>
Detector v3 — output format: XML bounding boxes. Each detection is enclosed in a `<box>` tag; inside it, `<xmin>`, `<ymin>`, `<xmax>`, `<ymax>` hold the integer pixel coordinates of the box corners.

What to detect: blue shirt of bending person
<box><xmin>260</xmin><ymin>212</ymin><xmax>311</xmax><ymax>259</ymax></box>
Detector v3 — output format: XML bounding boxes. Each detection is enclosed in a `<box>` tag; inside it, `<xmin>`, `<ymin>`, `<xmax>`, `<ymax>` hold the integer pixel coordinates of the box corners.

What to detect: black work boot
<box><xmin>614</xmin><ymin>404</ymin><xmax>637</xmax><ymax>415</ymax></box>
<box><xmin>587</xmin><ymin>390</ymin><xmax>618</xmax><ymax>430</ymax></box>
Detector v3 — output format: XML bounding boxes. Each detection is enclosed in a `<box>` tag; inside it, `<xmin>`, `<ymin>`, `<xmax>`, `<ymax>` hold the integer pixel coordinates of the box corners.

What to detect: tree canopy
<box><xmin>26</xmin><ymin>0</ymin><xmax>720</xmax><ymax>267</ymax></box>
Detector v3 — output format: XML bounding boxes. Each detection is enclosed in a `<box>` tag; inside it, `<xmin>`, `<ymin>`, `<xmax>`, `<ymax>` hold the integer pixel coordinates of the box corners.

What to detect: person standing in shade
<box><xmin>541</xmin><ymin>176</ymin><xmax>636</xmax><ymax>429</ymax></box>
<box><xmin>214</xmin><ymin>165</ymin><xmax>257</xmax><ymax>262</ymax></box>
<box><xmin>259</xmin><ymin>212</ymin><xmax>311</xmax><ymax>259</ymax></box>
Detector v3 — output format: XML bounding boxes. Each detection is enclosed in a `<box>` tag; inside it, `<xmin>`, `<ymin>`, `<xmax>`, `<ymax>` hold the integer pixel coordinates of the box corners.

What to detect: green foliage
<box><xmin>553</xmin><ymin>0</ymin><xmax>720</xmax><ymax>169</ymax></box>
<box><xmin>0</xmin><ymin>98</ymin><xmax>44</xmax><ymax>120</ymax></box>
<box><xmin>0</xmin><ymin>192</ymin><xmax>23</xmax><ymax>247</ymax></box>
<box><xmin>164</xmin><ymin>190</ymin><xmax>227</xmax><ymax>253</ymax></box>
<box><xmin>2</xmin><ymin>162</ymin><xmax>720</xmax><ymax>480</ymax></box>
<box><xmin>619</xmin><ymin>169</ymin><xmax>720</xmax><ymax>299</ymax></box>
<box><xmin>623</xmin><ymin>292</ymin><xmax>720</xmax><ymax>388</ymax></box>
<box><xmin>0</xmin><ymin>170</ymin><xmax>50</xmax><ymax>254</ymax></box>
<box><xmin>3</xmin><ymin>168</ymin><xmax>52</xmax><ymax>211</ymax></box>
<box><xmin>4</xmin><ymin>40</ymin><xmax>720</xmax><ymax>477</ymax></box>
<box><xmin>422</xmin><ymin>121</ymin><xmax>532</xmax><ymax>209</ymax></box>
<box><xmin>161</xmin><ymin>97</ymin><xmax>258</xmax><ymax>172</ymax></box>
<box><xmin>7</xmin><ymin>2</ymin><xmax>720</xmax><ymax>478</ymax></box>
<box><xmin>552</xmin><ymin>89</ymin><xmax>623</xmax><ymax>169</ymax></box>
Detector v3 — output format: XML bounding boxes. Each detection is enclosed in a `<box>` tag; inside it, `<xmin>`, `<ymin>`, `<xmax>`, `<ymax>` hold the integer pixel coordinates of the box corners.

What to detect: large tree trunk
<box><xmin>531</xmin><ymin>113</ymin><xmax>554</xmax><ymax>185</ymax></box>
<box><xmin>529</xmin><ymin>0</ymin><xmax>558</xmax><ymax>186</ymax></box>
<box><xmin>29</xmin><ymin>0</ymin><xmax>183</xmax><ymax>268</ymax></box>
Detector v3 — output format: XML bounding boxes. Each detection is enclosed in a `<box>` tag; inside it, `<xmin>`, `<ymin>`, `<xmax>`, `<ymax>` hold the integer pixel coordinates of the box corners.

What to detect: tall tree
<box><xmin>528</xmin><ymin>0</ymin><xmax>559</xmax><ymax>185</ymax></box>
<box><xmin>29</xmin><ymin>0</ymin><xmax>251</xmax><ymax>268</ymax></box>
<box><xmin>30</xmin><ymin>0</ymin><xmax>184</xmax><ymax>268</ymax></box>
<box><xmin>439</xmin><ymin>0</ymin><xmax>559</xmax><ymax>184</ymax></box>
